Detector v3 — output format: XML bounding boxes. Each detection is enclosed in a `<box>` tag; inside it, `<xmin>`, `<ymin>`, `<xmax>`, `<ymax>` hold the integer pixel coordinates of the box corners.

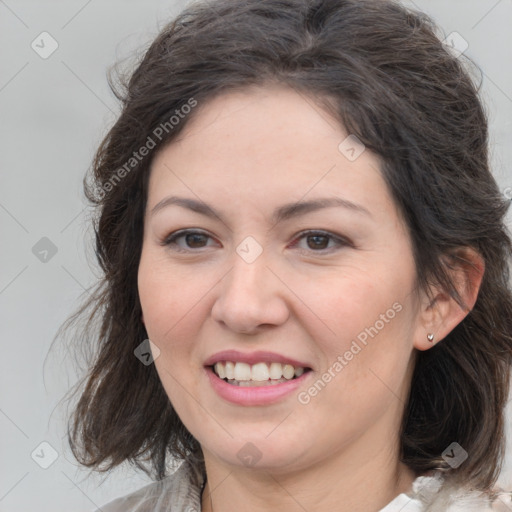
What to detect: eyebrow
<box><xmin>150</xmin><ymin>195</ymin><xmax>372</xmax><ymax>224</ymax></box>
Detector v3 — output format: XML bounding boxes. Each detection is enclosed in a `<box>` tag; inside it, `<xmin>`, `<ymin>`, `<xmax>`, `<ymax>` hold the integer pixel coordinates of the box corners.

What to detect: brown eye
<box><xmin>306</xmin><ymin>234</ymin><xmax>330</xmax><ymax>250</ymax></box>
<box><xmin>163</xmin><ymin>230</ymin><xmax>216</xmax><ymax>252</ymax></box>
<box><xmin>290</xmin><ymin>230</ymin><xmax>351</xmax><ymax>254</ymax></box>
<box><xmin>182</xmin><ymin>232</ymin><xmax>209</xmax><ymax>248</ymax></box>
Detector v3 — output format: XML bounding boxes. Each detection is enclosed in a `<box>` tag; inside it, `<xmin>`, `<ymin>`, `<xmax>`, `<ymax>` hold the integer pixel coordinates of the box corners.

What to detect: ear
<box><xmin>413</xmin><ymin>246</ymin><xmax>485</xmax><ymax>351</ymax></box>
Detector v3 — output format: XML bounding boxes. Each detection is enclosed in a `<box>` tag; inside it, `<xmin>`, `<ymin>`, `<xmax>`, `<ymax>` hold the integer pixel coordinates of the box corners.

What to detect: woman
<box><xmin>61</xmin><ymin>0</ymin><xmax>512</xmax><ymax>510</ymax></box>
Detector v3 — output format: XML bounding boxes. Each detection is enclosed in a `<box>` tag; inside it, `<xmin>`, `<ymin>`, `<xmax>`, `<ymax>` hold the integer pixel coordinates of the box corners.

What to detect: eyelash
<box><xmin>162</xmin><ymin>229</ymin><xmax>351</xmax><ymax>255</ymax></box>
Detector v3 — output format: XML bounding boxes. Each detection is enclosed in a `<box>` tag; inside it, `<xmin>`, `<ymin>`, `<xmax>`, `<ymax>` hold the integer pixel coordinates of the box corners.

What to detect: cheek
<box><xmin>138</xmin><ymin>250</ymin><xmax>200</xmax><ymax>336</ymax></box>
<box><xmin>137</xmin><ymin>250</ymin><xmax>219</xmax><ymax>387</ymax></box>
<box><xmin>299</xmin><ymin>268</ymin><xmax>414</xmax><ymax>397</ymax></box>
<box><xmin>137</xmin><ymin>256</ymin><xmax>197</xmax><ymax>406</ymax></box>
<box><xmin>293</xmin><ymin>265</ymin><xmax>401</xmax><ymax>342</ymax></box>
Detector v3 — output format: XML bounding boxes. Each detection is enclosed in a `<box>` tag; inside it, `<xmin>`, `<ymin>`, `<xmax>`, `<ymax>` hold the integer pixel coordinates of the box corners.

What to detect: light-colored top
<box><xmin>93</xmin><ymin>460</ymin><xmax>511</xmax><ymax>512</ymax></box>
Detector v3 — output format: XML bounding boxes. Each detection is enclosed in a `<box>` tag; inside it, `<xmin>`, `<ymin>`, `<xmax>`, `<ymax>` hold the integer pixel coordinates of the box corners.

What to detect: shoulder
<box><xmin>92</xmin><ymin>461</ymin><xmax>205</xmax><ymax>512</ymax></box>
<box><xmin>409</xmin><ymin>472</ymin><xmax>510</xmax><ymax>512</ymax></box>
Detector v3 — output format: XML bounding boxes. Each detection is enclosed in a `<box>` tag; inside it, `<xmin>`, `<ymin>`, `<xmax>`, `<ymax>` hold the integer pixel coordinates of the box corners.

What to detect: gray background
<box><xmin>1</xmin><ymin>1</ymin><xmax>511</xmax><ymax>510</ymax></box>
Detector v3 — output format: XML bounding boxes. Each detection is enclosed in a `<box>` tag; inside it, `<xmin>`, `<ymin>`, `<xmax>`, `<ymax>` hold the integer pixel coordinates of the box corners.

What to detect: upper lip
<box><xmin>204</xmin><ymin>350</ymin><xmax>312</xmax><ymax>369</ymax></box>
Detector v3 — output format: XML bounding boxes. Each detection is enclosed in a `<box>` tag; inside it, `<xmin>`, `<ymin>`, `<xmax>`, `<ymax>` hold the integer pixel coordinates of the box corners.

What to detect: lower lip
<box><xmin>205</xmin><ymin>366</ymin><xmax>312</xmax><ymax>406</ymax></box>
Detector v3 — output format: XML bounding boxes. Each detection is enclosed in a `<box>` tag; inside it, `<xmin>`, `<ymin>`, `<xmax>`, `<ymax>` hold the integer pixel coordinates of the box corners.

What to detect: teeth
<box><xmin>213</xmin><ymin>361</ymin><xmax>307</xmax><ymax>381</ymax></box>
<box><xmin>269</xmin><ymin>362</ymin><xmax>282</xmax><ymax>379</ymax></box>
<box><xmin>216</xmin><ymin>362</ymin><xmax>226</xmax><ymax>379</ymax></box>
<box><xmin>251</xmin><ymin>362</ymin><xmax>269</xmax><ymax>381</ymax></box>
<box><xmin>225</xmin><ymin>361</ymin><xmax>235</xmax><ymax>380</ymax></box>
<box><xmin>282</xmin><ymin>364</ymin><xmax>295</xmax><ymax>379</ymax></box>
<box><xmin>234</xmin><ymin>377</ymin><xmax>289</xmax><ymax>387</ymax></box>
<box><xmin>234</xmin><ymin>362</ymin><xmax>252</xmax><ymax>380</ymax></box>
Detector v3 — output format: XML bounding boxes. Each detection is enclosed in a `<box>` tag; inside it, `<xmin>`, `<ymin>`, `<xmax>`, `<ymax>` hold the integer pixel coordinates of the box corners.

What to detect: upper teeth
<box><xmin>214</xmin><ymin>361</ymin><xmax>305</xmax><ymax>381</ymax></box>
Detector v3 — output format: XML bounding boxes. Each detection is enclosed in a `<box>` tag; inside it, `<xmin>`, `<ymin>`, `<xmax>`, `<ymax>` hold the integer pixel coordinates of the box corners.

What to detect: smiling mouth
<box><xmin>209</xmin><ymin>361</ymin><xmax>312</xmax><ymax>387</ymax></box>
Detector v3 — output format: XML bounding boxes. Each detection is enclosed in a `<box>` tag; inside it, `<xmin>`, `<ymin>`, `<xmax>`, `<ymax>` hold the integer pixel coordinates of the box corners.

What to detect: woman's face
<box><xmin>138</xmin><ymin>85</ymin><xmax>426</xmax><ymax>474</ymax></box>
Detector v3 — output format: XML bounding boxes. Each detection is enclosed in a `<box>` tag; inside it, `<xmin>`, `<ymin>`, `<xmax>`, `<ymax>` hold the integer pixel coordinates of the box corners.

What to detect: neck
<box><xmin>200</xmin><ymin>439</ymin><xmax>417</xmax><ymax>512</ymax></box>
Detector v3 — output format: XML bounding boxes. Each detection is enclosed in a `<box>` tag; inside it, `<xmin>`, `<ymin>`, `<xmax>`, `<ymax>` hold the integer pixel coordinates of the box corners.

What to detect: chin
<box><xmin>202</xmin><ymin>435</ymin><xmax>311</xmax><ymax>473</ymax></box>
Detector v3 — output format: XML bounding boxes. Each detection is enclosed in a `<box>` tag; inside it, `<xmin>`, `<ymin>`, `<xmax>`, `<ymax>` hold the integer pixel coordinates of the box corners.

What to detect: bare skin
<box><xmin>137</xmin><ymin>84</ymin><xmax>484</xmax><ymax>512</ymax></box>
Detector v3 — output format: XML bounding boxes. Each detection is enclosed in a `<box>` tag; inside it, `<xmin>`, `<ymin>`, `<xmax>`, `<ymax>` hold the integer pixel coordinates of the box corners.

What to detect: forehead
<box><xmin>148</xmin><ymin>85</ymin><xmax>397</xmax><ymax>223</ymax></box>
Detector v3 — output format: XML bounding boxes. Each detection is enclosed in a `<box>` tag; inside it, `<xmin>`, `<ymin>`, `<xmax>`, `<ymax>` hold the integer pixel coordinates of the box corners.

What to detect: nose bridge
<box><xmin>223</xmin><ymin>241</ymin><xmax>271</xmax><ymax>306</ymax></box>
<box><xmin>227</xmin><ymin>232</ymin><xmax>269</xmax><ymax>284</ymax></box>
<box><xmin>211</xmin><ymin>238</ymin><xmax>288</xmax><ymax>331</ymax></box>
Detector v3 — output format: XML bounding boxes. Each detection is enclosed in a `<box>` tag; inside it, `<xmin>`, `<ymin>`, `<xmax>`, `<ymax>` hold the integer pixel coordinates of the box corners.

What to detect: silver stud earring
<box><xmin>427</xmin><ymin>333</ymin><xmax>434</xmax><ymax>342</ymax></box>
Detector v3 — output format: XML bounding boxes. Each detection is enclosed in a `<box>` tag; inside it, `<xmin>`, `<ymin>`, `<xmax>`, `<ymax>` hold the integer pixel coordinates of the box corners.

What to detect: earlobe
<box><xmin>413</xmin><ymin>246</ymin><xmax>485</xmax><ymax>352</ymax></box>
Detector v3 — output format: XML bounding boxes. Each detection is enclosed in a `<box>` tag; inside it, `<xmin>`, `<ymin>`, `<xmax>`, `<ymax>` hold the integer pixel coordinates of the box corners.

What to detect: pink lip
<box><xmin>203</xmin><ymin>350</ymin><xmax>312</xmax><ymax>369</ymax></box>
<box><xmin>204</xmin><ymin>366</ymin><xmax>312</xmax><ymax>406</ymax></box>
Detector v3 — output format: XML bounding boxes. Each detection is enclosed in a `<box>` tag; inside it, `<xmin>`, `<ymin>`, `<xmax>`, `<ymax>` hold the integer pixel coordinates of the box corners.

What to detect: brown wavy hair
<box><xmin>58</xmin><ymin>0</ymin><xmax>512</xmax><ymax>493</ymax></box>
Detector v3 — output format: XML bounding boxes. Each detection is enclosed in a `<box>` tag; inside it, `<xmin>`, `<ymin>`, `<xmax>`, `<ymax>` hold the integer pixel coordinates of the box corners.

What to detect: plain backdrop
<box><xmin>1</xmin><ymin>1</ymin><xmax>511</xmax><ymax>510</ymax></box>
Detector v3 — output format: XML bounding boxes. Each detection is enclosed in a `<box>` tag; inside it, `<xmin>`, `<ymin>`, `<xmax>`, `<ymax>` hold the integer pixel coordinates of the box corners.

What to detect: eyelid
<box><xmin>289</xmin><ymin>229</ymin><xmax>353</xmax><ymax>252</ymax></box>
<box><xmin>161</xmin><ymin>229</ymin><xmax>217</xmax><ymax>250</ymax></box>
<box><xmin>161</xmin><ymin>228</ymin><xmax>353</xmax><ymax>254</ymax></box>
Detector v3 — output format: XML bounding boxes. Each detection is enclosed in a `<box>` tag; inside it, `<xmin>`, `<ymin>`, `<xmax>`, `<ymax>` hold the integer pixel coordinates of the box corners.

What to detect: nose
<box><xmin>210</xmin><ymin>249</ymin><xmax>289</xmax><ymax>335</ymax></box>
